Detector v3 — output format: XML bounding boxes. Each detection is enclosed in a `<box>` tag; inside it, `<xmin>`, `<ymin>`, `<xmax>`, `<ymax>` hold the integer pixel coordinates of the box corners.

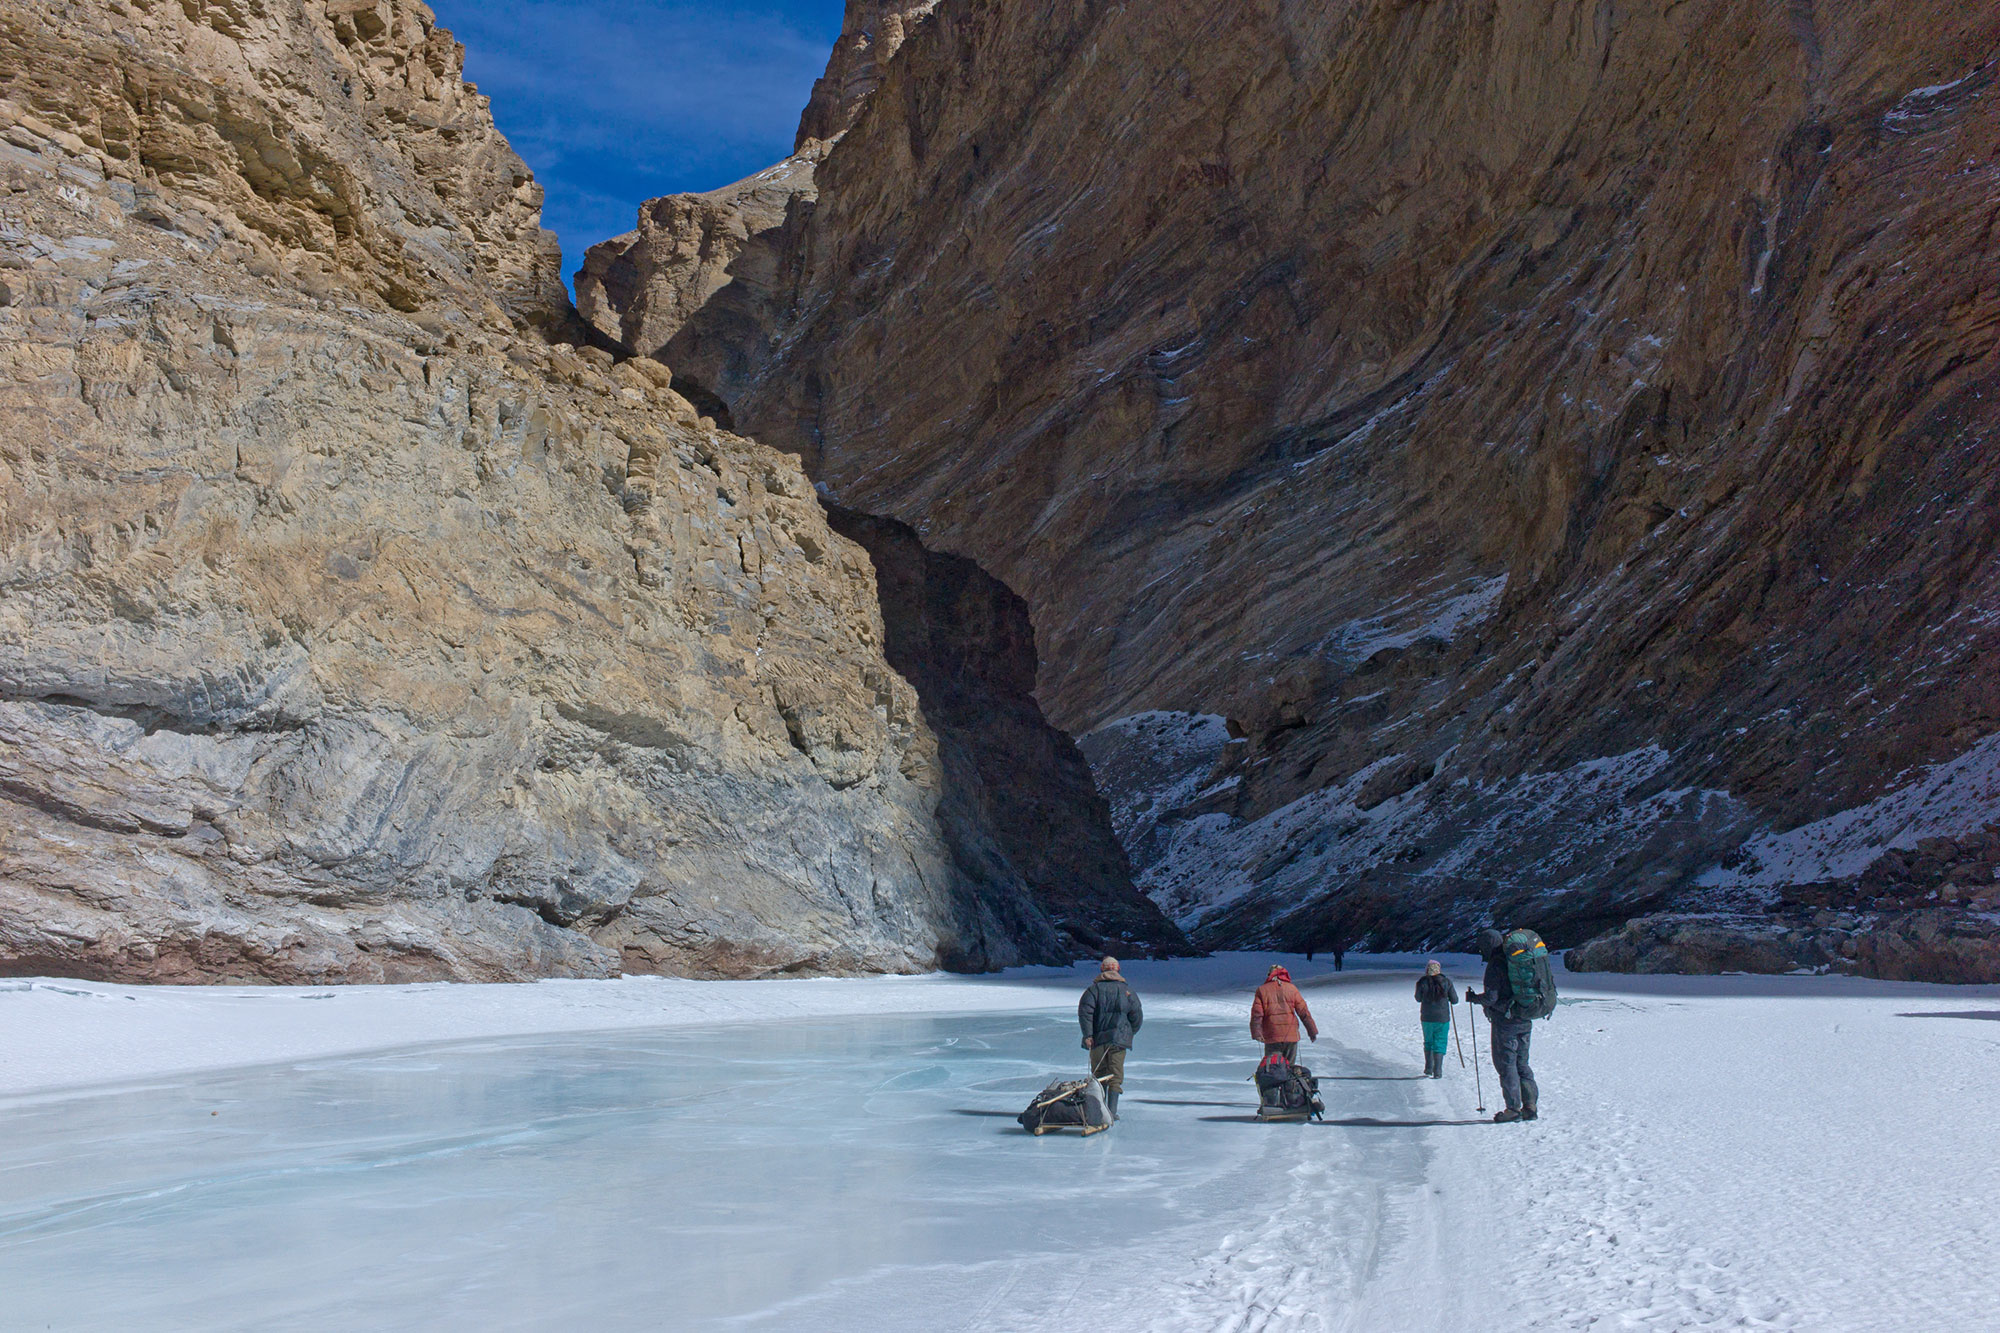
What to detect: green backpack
<box><xmin>1503</xmin><ymin>928</ymin><xmax>1558</xmax><ymax>1020</ymax></box>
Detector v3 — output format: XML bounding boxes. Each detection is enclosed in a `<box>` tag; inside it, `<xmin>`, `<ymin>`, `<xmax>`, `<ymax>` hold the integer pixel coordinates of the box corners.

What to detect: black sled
<box><xmin>1018</xmin><ymin>1075</ymin><xmax>1113</xmax><ymax>1136</ymax></box>
<box><xmin>1253</xmin><ymin>1053</ymin><xmax>1324</xmax><ymax>1122</ymax></box>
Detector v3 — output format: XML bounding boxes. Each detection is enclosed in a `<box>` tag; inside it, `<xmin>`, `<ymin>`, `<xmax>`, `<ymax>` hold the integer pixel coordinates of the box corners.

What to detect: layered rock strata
<box><xmin>793</xmin><ymin>1</ymin><xmax>941</xmax><ymax>149</ymax></box>
<box><xmin>583</xmin><ymin>0</ymin><xmax>2000</xmax><ymax>978</ymax></box>
<box><xmin>0</xmin><ymin>0</ymin><xmax>1159</xmax><ymax>982</ymax></box>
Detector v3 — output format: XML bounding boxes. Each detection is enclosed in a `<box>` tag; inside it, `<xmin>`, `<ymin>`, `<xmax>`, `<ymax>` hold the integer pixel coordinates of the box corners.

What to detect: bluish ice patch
<box><xmin>0</xmin><ymin>1013</ymin><xmax>1420</xmax><ymax>1330</ymax></box>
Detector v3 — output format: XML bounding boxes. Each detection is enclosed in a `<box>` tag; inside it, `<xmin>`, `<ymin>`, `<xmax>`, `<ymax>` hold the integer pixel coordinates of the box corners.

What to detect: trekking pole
<box><xmin>1468</xmin><ymin>999</ymin><xmax>1485</xmax><ymax>1113</ymax></box>
<box><xmin>1449</xmin><ymin>1001</ymin><xmax>1467</xmax><ymax>1069</ymax></box>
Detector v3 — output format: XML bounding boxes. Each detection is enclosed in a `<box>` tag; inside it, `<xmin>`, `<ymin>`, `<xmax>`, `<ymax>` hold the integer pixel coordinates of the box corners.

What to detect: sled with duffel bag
<box><xmin>1018</xmin><ymin>1073</ymin><xmax>1113</xmax><ymax>1135</ymax></box>
<box><xmin>1253</xmin><ymin>1052</ymin><xmax>1325</xmax><ymax>1122</ymax></box>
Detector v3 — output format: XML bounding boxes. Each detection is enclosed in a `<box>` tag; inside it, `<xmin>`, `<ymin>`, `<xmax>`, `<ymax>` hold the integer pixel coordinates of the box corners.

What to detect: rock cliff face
<box><xmin>573</xmin><ymin>145</ymin><xmax>824</xmax><ymax>425</ymax></box>
<box><xmin>1563</xmin><ymin>910</ymin><xmax>2000</xmax><ymax>985</ymax></box>
<box><xmin>793</xmin><ymin>1</ymin><xmax>941</xmax><ymax>149</ymax></box>
<box><xmin>582</xmin><ymin>0</ymin><xmax>2000</xmax><ymax>977</ymax></box>
<box><xmin>0</xmin><ymin>0</ymin><xmax>1168</xmax><ymax>982</ymax></box>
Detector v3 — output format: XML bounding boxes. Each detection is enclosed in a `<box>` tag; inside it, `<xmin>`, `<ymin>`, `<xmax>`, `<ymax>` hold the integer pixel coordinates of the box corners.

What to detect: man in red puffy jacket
<box><xmin>1250</xmin><ymin>964</ymin><xmax>1318</xmax><ymax>1060</ymax></box>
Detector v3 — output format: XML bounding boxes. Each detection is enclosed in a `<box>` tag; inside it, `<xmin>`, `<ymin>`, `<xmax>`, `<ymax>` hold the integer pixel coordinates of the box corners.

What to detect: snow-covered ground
<box><xmin>3</xmin><ymin>956</ymin><xmax>1996</xmax><ymax>1330</ymax></box>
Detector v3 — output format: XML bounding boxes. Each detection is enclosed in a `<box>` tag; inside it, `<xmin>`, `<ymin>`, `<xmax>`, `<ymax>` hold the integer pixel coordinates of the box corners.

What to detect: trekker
<box><xmin>1466</xmin><ymin>927</ymin><xmax>1556</xmax><ymax>1122</ymax></box>
<box><xmin>1079</xmin><ymin>957</ymin><xmax>1143</xmax><ymax>1120</ymax></box>
<box><xmin>1249</xmin><ymin>964</ymin><xmax>1318</xmax><ymax>1061</ymax></box>
<box><xmin>1414</xmin><ymin>960</ymin><xmax>1457</xmax><ymax>1078</ymax></box>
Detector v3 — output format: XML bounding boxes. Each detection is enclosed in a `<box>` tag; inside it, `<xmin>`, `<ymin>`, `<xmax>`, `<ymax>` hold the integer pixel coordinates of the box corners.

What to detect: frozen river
<box><xmin>0</xmin><ymin>1008</ymin><xmax>1444</xmax><ymax>1330</ymax></box>
<box><xmin>5</xmin><ymin>958</ymin><xmax>1996</xmax><ymax>1330</ymax></box>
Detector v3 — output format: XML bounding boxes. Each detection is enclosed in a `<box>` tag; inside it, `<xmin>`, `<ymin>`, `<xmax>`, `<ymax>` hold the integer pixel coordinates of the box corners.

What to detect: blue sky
<box><xmin>435</xmin><ymin>1</ymin><xmax>847</xmax><ymax>290</ymax></box>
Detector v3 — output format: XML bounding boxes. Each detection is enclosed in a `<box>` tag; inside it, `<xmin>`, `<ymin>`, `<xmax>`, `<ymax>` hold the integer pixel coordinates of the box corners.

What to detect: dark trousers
<box><xmin>1489</xmin><ymin>1018</ymin><xmax>1538</xmax><ymax>1111</ymax></box>
<box><xmin>1090</xmin><ymin>1043</ymin><xmax>1128</xmax><ymax>1095</ymax></box>
<box><xmin>1262</xmin><ymin>1041</ymin><xmax>1298</xmax><ymax>1062</ymax></box>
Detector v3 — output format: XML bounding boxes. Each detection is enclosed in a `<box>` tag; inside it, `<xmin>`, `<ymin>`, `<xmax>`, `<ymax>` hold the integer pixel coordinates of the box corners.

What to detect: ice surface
<box><xmin>0</xmin><ymin>1007</ymin><xmax>1429</xmax><ymax>1331</ymax></box>
<box><xmin>4</xmin><ymin>956</ymin><xmax>1999</xmax><ymax>1330</ymax></box>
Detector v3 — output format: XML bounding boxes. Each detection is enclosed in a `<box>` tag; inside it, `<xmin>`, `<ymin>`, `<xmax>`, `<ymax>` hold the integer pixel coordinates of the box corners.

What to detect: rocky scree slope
<box><xmin>0</xmin><ymin>0</ymin><xmax>1169</xmax><ymax>983</ymax></box>
<box><xmin>582</xmin><ymin>0</ymin><xmax>2000</xmax><ymax>978</ymax></box>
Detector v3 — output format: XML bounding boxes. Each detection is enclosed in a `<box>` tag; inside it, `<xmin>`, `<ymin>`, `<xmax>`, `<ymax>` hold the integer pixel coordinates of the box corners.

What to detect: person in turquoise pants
<box><xmin>1414</xmin><ymin>960</ymin><xmax>1458</xmax><ymax>1078</ymax></box>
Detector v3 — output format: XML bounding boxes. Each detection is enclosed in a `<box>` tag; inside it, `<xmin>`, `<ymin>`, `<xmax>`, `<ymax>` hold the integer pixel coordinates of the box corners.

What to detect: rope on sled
<box><xmin>1027</xmin><ymin>1075</ymin><xmax>1109</xmax><ymax>1114</ymax></box>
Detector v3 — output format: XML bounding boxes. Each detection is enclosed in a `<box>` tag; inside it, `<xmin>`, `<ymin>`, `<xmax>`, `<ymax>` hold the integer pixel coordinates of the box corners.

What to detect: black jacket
<box><xmin>1474</xmin><ymin>954</ymin><xmax>1515</xmax><ymax>1023</ymax></box>
<box><xmin>1414</xmin><ymin>973</ymin><xmax>1459</xmax><ymax>1023</ymax></box>
<box><xmin>1079</xmin><ymin>976</ymin><xmax>1143</xmax><ymax>1049</ymax></box>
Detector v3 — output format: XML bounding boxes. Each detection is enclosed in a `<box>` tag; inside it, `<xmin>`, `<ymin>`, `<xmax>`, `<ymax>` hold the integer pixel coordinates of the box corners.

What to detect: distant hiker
<box><xmin>1414</xmin><ymin>960</ymin><xmax>1458</xmax><ymax>1078</ymax></box>
<box><xmin>1332</xmin><ymin>945</ymin><xmax>1346</xmax><ymax>972</ymax></box>
<box><xmin>1466</xmin><ymin>927</ymin><xmax>1558</xmax><ymax>1122</ymax></box>
<box><xmin>1079</xmin><ymin>957</ymin><xmax>1143</xmax><ymax>1120</ymax></box>
<box><xmin>1250</xmin><ymin>964</ymin><xmax>1318</xmax><ymax>1061</ymax></box>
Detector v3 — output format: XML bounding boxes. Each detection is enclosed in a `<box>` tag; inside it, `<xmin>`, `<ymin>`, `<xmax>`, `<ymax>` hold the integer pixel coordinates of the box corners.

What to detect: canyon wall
<box><xmin>794</xmin><ymin>1</ymin><xmax>942</xmax><ymax>149</ymax></box>
<box><xmin>825</xmin><ymin>504</ymin><xmax>1182</xmax><ymax>958</ymax></box>
<box><xmin>0</xmin><ymin>0</ymin><xmax>1172</xmax><ymax>982</ymax></box>
<box><xmin>583</xmin><ymin>0</ymin><xmax>2000</xmax><ymax>972</ymax></box>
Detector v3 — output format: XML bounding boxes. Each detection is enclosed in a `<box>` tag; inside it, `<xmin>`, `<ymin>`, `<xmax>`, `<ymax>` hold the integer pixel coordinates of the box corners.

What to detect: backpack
<box><xmin>1254</xmin><ymin>1051</ymin><xmax>1294</xmax><ymax>1091</ymax></box>
<box><xmin>1018</xmin><ymin>1075</ymin><xmax>1112</xmax><ymax>1135</ymax></box>
<box><xmin>1254</xmin><ymin>1054</ymin><xmax>1325</xmax><ymax>1120</ymax></box>
<box><xmin>1503</xmin><ymin>928</ymin><xmax>1558</xmax><ymax>1020</ymax></box>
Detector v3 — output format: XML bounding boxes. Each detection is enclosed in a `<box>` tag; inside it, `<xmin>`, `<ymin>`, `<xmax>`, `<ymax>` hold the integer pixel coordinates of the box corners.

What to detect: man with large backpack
<box><xmin>1466</xmin><ymin>927</ymin><xmax>1557</xmax><ymax>1123</ymax></box>
<box><xmin>1079</xmin><ymin>957</ymin><xmax>1143</xmax><ymax>1120</ymax></box>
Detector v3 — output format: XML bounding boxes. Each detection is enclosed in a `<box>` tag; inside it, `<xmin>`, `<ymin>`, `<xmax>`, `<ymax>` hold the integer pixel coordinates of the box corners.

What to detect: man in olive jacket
<box><xmin>1079</xmin><ymin>956</ymin><xmax>1143</xmax><ymax>1119</ymax></box>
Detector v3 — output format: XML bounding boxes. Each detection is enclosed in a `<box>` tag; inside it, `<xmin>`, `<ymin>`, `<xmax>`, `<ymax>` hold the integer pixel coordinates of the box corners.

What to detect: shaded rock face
<box><xmin>823</xmin><ymin>506</ymin><xmax>1190</xmax><ymax>961</ymax></box>
<box><xmin>0</xmin><ymin>0</ymin><xmax>1097</xmax><ymax>982</ymax></box>
<box><xmin>586</xmin><ymin>0</ymin><xmax>2000</xmax><ymax>956</ymax></box>
<box><xmin>1565</xmin><ymin>911</ymin><xmax>2000</xmax><ymax>985</ymax></box>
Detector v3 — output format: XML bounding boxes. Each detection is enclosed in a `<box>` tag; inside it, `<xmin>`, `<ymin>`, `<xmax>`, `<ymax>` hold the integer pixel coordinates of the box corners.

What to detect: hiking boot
<box><xmin>1492</xmin><ymin>1108</ymin><xmax>1522</xmax><ymax>1123</ymax></box>
<box><xmin>1521</xmin><ymin>1106</ymin><xmax>1538</xmax><ymax>1121</ymax></box>
<box><xmin>1106</xmin><ymin>1089</ymin><xmax>1120</xmax><ymax>1121</ymax></box>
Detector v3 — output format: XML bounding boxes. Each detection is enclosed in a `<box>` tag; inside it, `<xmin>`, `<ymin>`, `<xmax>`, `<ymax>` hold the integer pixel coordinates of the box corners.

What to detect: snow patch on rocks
<box><xmin>1314</xmin><ymin>573</ymin><xmax>1509</xmax><ymax>666</ymax></box>
<box><xmin>1700</xmin><ymin>731</ymin><xmax>2000</xmax><ymax>889</ymax></box>
<box><xmin>1100</xmin><ymin>739</ymin><xmax>1745</xmax><ymax>938</ymax></box>
<box><xmin>1078</xmin><ymin>710</ymin><xmax>1239</xmax><ymax>889</ymax></box>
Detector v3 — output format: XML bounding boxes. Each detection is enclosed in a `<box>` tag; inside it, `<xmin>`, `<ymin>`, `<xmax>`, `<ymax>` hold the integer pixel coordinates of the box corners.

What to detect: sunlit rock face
<box><xmin>582</xmin><ymin>0</ymin><xmax>2000</xmax><ymax>969</ymax></box>
<box><xmin>573</xmin><ymin>146</ymin><xmax>825</xmax><ymax>422</ymax></box>
<box><xmin>0</xmin><ymin>0</ymin><xmax>1165</xmax><ymax>982</ymax></box>
<box><xmin>793</xmin><ymin>0</ymin><xmax>942</xmax><ymax>149</ymax></box>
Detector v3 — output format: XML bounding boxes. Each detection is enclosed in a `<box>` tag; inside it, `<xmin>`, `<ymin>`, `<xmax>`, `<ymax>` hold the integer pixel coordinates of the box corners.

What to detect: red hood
<box><xmin>1266</xmin><ymin>966</ymin><xmax>1291</xmax><ymax>983</ymax></box>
